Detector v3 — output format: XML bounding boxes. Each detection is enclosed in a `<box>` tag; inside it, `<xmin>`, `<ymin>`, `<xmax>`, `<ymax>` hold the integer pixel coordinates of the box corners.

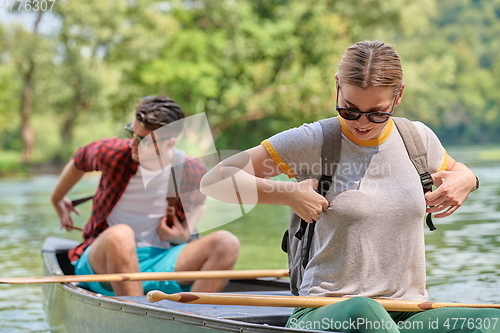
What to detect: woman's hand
<box><xmin>425</xmin><ymin>162</ymin><xmax>476</xmax><ymax>218</ymax></box>
<box><xmin>287</xmin><ymin>178</ymin><xmax>329</xmax><ymax>223</ymax></box>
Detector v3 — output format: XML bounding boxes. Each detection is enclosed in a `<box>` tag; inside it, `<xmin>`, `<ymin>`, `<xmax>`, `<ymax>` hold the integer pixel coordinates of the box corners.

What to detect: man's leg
<box><xmin>88</xmin><ymin>224</ymin><xmax>143</xmax><ymax>296</ymax></box>
<box><xmin>175</xmin><ymin>230</ymin><xmax>240</xmax><ymax>292</ymax></box>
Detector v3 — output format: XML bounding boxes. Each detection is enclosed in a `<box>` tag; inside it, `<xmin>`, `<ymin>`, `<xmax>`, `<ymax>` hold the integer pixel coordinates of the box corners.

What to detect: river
<box><xmin>0</xmin><ymin>145</ymin><xmax>499</xmax><ymax>332</ymax></box>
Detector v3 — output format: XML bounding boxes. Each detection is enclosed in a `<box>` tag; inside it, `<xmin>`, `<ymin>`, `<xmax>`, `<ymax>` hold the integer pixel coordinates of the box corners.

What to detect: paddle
<box><xmin>0</xmin><ymin>269</ymin><xmax>289</xmax><ymax>284</ymax></box>
<box><xmin>147</xmin><ymin>291</ymin><xmax>500</xmax><ymax>312</ymax></box>
<box><xmin>71</xmin><ymin>195</ymin><xmax>94</xmax><ymax>207</ymax></box>
<box><xmin>67</xmin><ymin>225</ymin><xmax>83</xmax><ymax>231</ymax></box>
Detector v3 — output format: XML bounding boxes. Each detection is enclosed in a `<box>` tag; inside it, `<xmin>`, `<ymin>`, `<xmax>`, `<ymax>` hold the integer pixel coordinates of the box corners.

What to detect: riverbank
<box><xmin>0</xmin><ymin>151</ymin><xmax>65</xmax><ymax>177</ymax></box>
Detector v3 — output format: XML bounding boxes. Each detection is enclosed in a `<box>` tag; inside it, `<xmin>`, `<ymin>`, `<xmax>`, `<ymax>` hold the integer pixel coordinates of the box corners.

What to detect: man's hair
<box><xmin>135</xmin><ymin>95</ymin><xmax>185</xmax><ymax>132</ymax></box>
<box><xmin>337</xmin><ymin>40</ymin><xmax>403</xmax><ymax>94</ymax></box>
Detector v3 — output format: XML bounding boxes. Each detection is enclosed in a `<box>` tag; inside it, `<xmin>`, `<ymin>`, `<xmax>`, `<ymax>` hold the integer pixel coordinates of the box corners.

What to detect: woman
<box><xmin>201</xmin><ymin>41</ymin><xmax>495</xmax><ymax>333</ymax></box>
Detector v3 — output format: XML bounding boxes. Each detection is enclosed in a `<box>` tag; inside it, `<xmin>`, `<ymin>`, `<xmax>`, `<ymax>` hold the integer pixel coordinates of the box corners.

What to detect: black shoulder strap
<box><xmin>295</xmin><ymin>117</ymin><xmax>342</xmax><ymax>239</ymax></box>
<box><xmin>299</xmin><ymin>117</ymin><xmax>342</xmax><ymax>267</ymax></box>
<box><xmin>319</xmin><ymin>117</ymin><xmax>342</xmax><ymax>192</ymax></box>
<box><xmin>392</xmin><ymin>117</ymin><xmax>436</xmax><ymax>231</ymax></box>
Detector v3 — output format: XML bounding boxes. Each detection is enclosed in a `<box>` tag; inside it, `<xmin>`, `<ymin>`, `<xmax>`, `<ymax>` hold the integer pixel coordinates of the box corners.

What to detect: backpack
<box><xmin>281</xmin><ymin>116</ymin><xmax>435</xmax><ymax>296</ymax></box>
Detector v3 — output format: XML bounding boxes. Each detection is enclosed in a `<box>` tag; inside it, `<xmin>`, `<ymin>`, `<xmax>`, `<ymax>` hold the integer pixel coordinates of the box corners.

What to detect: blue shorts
<box><xmin>73</xmin><ymin>244</ymin><xmax>191</xmax><ymax>296</ymax></box>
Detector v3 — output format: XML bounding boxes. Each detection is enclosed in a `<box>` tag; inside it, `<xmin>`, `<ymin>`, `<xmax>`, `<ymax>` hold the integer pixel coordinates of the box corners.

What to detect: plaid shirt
<box><xmin>68</xmin><ymin>137</ymin><xmax>206</xmax><ymax>262</ymax></box>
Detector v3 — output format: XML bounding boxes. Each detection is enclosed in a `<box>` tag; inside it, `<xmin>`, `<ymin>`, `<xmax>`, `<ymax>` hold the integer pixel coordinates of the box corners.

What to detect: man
<box><xmin>51</xmin><ymin>95</ymin><xmax>240</xmax><ymax>296</ymax></box>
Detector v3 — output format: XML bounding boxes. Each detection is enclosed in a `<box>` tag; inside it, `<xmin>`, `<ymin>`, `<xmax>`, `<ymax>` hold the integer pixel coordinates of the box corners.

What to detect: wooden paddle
<box><xmin>147</xmin><ymin>291</ymin><xmax>500</xmax><ymax>312</ymax></box>
<box><xmin>67</xmin><ymin>225</ymin><xmax>83</xmax><ymax>231</ymax></box>
<box><xmin>0</xmin><ymin>269</ymin><xmax>289</xmax><ymax>284</ymax></box>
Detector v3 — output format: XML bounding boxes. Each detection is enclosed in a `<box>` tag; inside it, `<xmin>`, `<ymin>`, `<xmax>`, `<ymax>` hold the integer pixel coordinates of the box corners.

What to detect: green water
<box><xmin>0</xmin><ymin>146</ymin><xmax>499</xmax><ymax>332</ymax></box>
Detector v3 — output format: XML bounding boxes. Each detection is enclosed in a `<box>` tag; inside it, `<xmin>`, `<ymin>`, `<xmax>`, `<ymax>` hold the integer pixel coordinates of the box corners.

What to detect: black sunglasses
<box><xmin>124</xmin><ymin>123</ymin><xmax>146</xmax><ymax>142</ymax></box>
<box><xmin>335</xmin><ymin>86</ymin><xmax>396</xmax><ymax>124</ymax></box>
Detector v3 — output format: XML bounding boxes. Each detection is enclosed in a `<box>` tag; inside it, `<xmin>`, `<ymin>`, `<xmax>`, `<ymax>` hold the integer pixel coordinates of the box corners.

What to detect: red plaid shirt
<box><xmin>69</xmin><ymin>137</ymin><xmax>206</xmax><ymax>262</ymax></box>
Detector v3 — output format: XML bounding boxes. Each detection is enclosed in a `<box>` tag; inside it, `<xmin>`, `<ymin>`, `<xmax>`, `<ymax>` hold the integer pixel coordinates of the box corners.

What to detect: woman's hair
<box><xmin>135</xmin><ymin>95</ymin><xmax>185</xmax><ymax>132</ymax></box>
<box><xmin>337</xmin><ymin>41</ymin><xmax>403</xmax><ymax>93</ymax></box>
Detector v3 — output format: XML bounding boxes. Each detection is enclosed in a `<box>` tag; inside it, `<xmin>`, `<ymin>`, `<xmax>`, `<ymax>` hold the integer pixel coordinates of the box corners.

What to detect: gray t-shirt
<box><xmin>263</xmin><ymin>117</ymin><xmax>446</xmax><ymax>301</ymax></box>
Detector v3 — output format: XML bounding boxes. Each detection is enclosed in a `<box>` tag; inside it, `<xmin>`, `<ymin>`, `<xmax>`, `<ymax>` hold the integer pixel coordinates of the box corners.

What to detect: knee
<box><xmin>210</xmin><ymin>230</ymin><xmax>240</xmax><ymax>258</ymax></box>
<box><xmin>102</xmin><ymin>224</ymin><xmax>135</xmax><ymax>249</ymax></box>
<box><xmin>340</xmin><ymin>297</ymin><xmax>385</xmax><ymax>319</ymax></box>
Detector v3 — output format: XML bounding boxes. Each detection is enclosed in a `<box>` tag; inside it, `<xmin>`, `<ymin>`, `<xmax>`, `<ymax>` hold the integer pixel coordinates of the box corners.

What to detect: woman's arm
<box><xmin>200</xmin><ymin>145</ymin><xmax>328</xmax><ymax>223</ymax></box>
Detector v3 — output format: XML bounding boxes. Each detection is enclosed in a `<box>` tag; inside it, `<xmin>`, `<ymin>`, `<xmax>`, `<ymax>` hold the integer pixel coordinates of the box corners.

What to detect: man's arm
<box><xmin>51</xmin><ymin>159</ymin><xmax>85</xmax><ymax>231</ymax></box>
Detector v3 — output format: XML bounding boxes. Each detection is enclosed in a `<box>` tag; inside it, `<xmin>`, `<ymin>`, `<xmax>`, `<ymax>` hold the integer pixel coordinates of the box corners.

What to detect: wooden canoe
<box><xmin>41</xmin><ymin>237</ymin><xmax>327</xmax><ymax>333</ymax></box>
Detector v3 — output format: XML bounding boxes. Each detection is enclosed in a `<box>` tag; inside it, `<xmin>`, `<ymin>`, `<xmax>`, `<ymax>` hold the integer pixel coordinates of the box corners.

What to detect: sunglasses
<box><xmin>124</xmin><ymin>123</ymin><xmax>146</xmax><ymax>142</ymax></box>
<box><xmin>335</xmin><ymin>86</ymin><xmax>396</xmax><ymax>124</ymax></box>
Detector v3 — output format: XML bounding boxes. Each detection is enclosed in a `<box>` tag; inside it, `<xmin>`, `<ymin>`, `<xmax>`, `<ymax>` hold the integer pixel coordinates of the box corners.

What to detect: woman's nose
<box><xmin>357</xmin><ymin>114</ymin><xmax>371</xmax><ymax>127</ymax></box>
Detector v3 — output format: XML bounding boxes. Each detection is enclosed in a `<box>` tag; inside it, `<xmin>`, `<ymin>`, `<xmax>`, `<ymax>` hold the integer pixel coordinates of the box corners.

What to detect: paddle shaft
<box><xmin>71</xmin><ymin>195</ymin><xmax>94</xmax><ymax>207</ymax></box>
<box><xmin>147</xmin><ymin>291</ymin><xmax>500</xmax><ymax>312</ymax></box>
<box><xmin>67</xmin><ymin>225</ymin><xmax>83</xmax><ymax>231</ymax></box>
<box><xmin>0</xmin><ymin>269</ymin><xmax>289</xmax><ymax>284</ymax></box>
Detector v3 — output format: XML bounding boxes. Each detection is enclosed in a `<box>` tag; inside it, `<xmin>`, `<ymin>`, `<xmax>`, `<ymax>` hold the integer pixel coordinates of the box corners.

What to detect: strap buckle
<box><xmin>420</xmin><ymin>172</ymin><xmax>433</xmax><ymax>193</ymax></box>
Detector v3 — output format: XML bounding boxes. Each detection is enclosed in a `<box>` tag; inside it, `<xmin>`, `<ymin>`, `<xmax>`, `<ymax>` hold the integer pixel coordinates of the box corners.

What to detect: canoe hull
<box><xmin>41</xmin><ymin>237</ymin><xmax>323</xmax><ymax>333</ymax></box>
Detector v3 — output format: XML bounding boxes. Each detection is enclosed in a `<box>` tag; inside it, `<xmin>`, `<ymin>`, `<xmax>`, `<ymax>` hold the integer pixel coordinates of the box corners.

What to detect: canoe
<box><xmin>41</xmin><ymin>236</ymin><xmax>325</xmax><ymax>333</ymax></box>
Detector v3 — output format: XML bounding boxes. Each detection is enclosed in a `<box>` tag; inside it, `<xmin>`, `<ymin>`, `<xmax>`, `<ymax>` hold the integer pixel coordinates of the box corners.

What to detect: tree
<box><xmin>126</xmin><ymin>0</ymin><xmax>407</xmax><ymax>149</ymax></box>
<box><xmin>2</xmin><ymin>12</ymin><xmax>46</xmax><ymax>162</ymax></box>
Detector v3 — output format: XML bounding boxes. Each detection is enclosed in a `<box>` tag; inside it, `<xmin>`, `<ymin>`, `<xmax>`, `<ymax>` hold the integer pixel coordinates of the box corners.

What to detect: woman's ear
<box><xmin>395</xmin><ymin>82</ymin><xmax>405</xmax><ymax>105</ymax></box>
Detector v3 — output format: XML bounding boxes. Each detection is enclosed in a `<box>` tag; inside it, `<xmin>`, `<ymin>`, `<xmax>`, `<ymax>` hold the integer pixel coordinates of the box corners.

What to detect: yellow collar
<box><xmin>338</xmin><ymin>117</ymin><xmax>394</xmax><ymax>146</ymax></box>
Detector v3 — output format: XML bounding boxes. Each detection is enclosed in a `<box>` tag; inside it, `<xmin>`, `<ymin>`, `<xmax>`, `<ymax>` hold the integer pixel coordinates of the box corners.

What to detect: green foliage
<box><xmin>132</xmin><ymin>0</ymin><xmax>400</xmax><ymax>148</ymax></box>
<box><xmin>400</xmin><ymin>0</ymin><xmax>500</xmax><ymax>144</ymax></box>
<box><xmin>0</xmin><ymin>0</ymin><xmax>499</xmax><ymax>172</ymax></box>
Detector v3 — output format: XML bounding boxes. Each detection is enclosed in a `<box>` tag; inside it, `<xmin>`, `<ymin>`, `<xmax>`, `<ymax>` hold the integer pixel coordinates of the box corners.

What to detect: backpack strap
<box><xmin>299</xmin><ymin>117</ymin><xmax>342</xmax><ymax>267</ymax></box>
<box><xmin>168</xmin><ymin>148</ymin><xmax>185</xmax><ymax>197</ymax></box>
<box><xmin>166</xmin><ymin>149</ymin><xmax>185</xmax><ymax>227</ymax></box>
<box><xmin>392</xmin><ymin>117</ymin><xmax>436</xmax><ymax>231</ymax></box>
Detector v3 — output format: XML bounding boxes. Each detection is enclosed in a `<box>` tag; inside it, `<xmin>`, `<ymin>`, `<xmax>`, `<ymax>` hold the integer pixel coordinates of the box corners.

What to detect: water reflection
<box><xmin>0</xmin><ymin>146</ymin><xmax>499</xmax><ymax>331</ymax></box>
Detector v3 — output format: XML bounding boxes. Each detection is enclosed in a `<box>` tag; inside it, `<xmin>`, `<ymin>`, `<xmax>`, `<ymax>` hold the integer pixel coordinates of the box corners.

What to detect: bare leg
<box><xmin>175</xmin><ymin>230</ymin><xmax>240</xmax><ymax>292</ymax></box>
<box><xmin>88</xmin><ymin>224</ymin><xmax>143</xmax><ymax>296</ymax></box>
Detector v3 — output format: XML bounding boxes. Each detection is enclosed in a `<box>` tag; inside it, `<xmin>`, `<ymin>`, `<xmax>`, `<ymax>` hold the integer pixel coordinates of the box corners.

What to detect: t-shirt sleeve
<box><xmin>73</xmin><ymin>140</ymin><xmax>105</xmax><ymax>172</ymax></box>
<box><xmin>261</xmin><ymin>122</ymin><xmax>323</xmax><ymax>180</ymax></box>
<box><xmin>413</xmin><ymin>121</ymin><xmax>447</xmax><ymax>173</ymax></box>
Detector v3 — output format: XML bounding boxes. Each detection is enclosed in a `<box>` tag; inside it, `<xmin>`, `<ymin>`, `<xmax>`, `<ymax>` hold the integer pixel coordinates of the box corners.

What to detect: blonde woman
<box><xmin>201</xmin><ymin>41</ymin><xmax>495</xmax><ymax>333</ymax></box>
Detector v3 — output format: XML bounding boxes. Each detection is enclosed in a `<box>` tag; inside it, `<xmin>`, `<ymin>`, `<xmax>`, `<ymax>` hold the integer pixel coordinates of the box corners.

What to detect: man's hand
<box><xmin>157</xmin><ymin>214</ymin><xmax>191</xmax><ymax>244</ymax></box>
<box><xmin>53</xmin><ymin>197</ymin><xmax>80</xmax><ymax>231</ymax></box>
